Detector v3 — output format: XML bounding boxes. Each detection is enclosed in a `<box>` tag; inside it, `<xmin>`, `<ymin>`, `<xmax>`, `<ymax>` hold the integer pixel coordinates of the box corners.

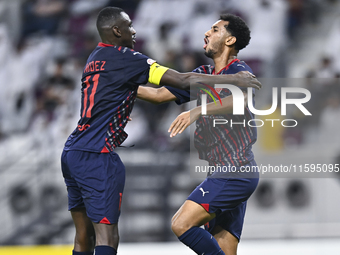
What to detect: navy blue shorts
<box><xmin>187</xmin><ymin>176</ymin><xmax>258</xmax><ymax>241</ymax></box>
<box><xmin>61</xmin><ymin>149</ymin><xmax>125</xmax><ymax>224</ymax></box>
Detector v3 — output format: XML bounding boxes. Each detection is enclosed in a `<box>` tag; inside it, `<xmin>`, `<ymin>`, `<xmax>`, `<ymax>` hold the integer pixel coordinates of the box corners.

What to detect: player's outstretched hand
<box><xmin>168</xmin><ymin>109</ymin><xmax>200</xmax><ymax>137</ymax></box>
<box><xmin>168</xmin><ymin>111</ymin><xmax>191</xmax><ymax>137</ymax></box>
<box><xmin>235</xmin><ymin>71</ymin><xmax>261</xmax><ymax>90</ymax></box>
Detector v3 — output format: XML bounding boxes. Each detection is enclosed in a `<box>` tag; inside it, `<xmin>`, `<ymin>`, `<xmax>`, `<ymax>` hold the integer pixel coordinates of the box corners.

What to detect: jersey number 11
<box><xmin>82</xmin><ymin>74</ymin><xmax>100</xmax><ymax>118</ymax></box>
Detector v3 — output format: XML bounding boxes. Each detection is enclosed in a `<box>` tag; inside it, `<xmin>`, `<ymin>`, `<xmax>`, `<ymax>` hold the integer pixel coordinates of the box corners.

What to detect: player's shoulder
<box><xmin>117</xmin><ymin>47</ymin><xmax>157</xmax><ymax>66</ymax></box>
<box><xmin>97</xmin><ymin>44</ymin><xmax>149</xmax><ymax>59</ymax></box>
<box><xmin>231</xmin><ymin>59</ymin><xmax>253</xmax><ymax>74</ymax></box>
<box><xmin>117</xmin><ymin>46</ymin><xmax>146</xmax><ymax>57</ymax></box>
<box><xmin>116</xmin><ymin>46</ymin><xmax>139</xmax><ymax>55</ymax></box>
<box><xmin>193</xmin><ymin>65</ymin><xmax>214</xmax><ymax>74</ymax></box>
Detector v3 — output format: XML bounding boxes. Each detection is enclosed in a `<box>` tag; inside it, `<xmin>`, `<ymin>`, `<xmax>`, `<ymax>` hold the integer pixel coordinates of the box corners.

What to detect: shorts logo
<box><xmin>199</xmin><ymin>187</ymin><xmax>209</xmax><ymax>197</ymax></box>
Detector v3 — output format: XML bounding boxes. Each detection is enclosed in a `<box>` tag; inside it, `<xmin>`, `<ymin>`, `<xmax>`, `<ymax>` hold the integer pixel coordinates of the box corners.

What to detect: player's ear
<box><xmin>112</xmin><ymin>26</ymin><xmax>121</xmax><ymax>38</ymax></box>
<box><xmin>225</xmin><ymin>36</ymin><xmax>236</xmax><ymax>47</ymax></box>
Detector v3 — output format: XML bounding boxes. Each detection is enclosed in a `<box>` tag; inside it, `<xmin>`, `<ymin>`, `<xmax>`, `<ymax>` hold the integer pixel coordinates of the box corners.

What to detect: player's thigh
<box><xmin>61</xmin><ymin>150</ymin><xmax>86</xmax><ymax>211</ymax></box>
<box><xmin>171</xmin><ymin>200</ymin><xmax>215</xmax><ymax>236</ymax></box>
<box><xmin>67</xmin><ymin>150</ymin><xmax>126</xmax><ymax>225</ymax></box>
<box><xmin>71</xmin><ymin>207</ymin><xmax>95</xmax><ymax>251</ymax></box>
<box><xmin>211</xmin><ymin>225</ymin><xmax>238</xmax><ymax>255</ymax></box>
<box><xmin>71</xmin><ymin>207</ymin><xmax>95</xmax><ymax>234</ymax></box>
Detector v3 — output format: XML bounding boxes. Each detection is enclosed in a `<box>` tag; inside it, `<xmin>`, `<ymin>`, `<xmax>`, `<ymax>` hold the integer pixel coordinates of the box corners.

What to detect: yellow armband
<box><xmin>148</xmin><ymin>63</ymin><xmax>169</xmax><ymax>85</ymax></box>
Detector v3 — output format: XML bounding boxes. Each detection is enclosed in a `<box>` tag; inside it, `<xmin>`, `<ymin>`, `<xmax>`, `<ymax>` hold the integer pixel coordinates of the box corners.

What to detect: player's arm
<box><xmin>137</xmin><ymin>85</ymin><xmax>177</xmax><ymax>104</ymax></box>
<box><xmin>148</xmin><ymin>63</ymin><xmax>261</xmax><ymax>90</ymax></box>
<box><xmin>202</xmin><ymin>91</ymin><xmax>248</xmax><ymax>115</ymax></box>
<box><xmin>168</xmin><ymin>91</ymin><xmax>248</xmax><ymax>137</ymax></box>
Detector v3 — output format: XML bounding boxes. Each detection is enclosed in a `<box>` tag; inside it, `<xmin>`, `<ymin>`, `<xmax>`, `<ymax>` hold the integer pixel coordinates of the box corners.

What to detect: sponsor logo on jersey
<box><xmin>78</xmin><ymin>124</ymin><xmax>90</xmax><ymax>131</ymax></box>
<box><xmin>147</xmin><ymin>58</ymin><xmax>156</xmax><ymax>65</ymax></box>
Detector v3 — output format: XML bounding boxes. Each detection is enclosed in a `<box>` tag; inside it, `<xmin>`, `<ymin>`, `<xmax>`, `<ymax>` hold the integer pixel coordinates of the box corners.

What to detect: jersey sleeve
<box><xmin>123</xmin><ymin>50</ymin><xmax>156</xmax><ymax>85</ymax></box>
<box><xmin>165</xmin><ymin>86</ymin><xmax>191</xmax><ymax>105</ymax></box>
<box><xmin>164</xmin><ymin>67</ymin><xmax>204</xmax><ymax>105</ymax></box>
<box><xmin>124</xmin><ymin>49</ymin><xmax>169</xmax><ymax>86</ymax></box>
<box><xmin>234</xmin><ymin>61</ymin><xmax>253</xmax><ymax>74</ymax></box>
<box><xmin>232</xmin><ymin>61</ymin><xmax>255</xmax><ymax>94</ymax></box>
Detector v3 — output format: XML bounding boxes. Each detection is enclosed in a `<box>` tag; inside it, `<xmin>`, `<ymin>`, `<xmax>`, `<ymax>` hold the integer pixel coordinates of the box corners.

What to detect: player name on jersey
<box><xmin>84</xmin><ymin>61</ymin><xmax>106</xmax><ymax>74</ymax></box>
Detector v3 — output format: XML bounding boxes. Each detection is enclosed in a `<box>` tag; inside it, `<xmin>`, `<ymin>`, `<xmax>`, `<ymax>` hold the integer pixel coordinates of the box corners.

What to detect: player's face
<box><xmin>118</xmin><ymin>12</ymin><xmax>136</xmax><ymax>49</ymax></box>
<box><xmin>203</xmin><ymin>20</ymin><xmax>231</xmax><ymax>58</ymax></box>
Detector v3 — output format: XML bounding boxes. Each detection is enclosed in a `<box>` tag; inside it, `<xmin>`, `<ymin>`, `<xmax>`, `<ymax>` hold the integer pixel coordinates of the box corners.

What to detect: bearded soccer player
<box><xmin>138</xmin><ymin>14</ymin><xmax>258</xmax><ymax>255</ymax></box>
<box><xmin>61</xmin><ymin>7</ymin><xmax>260</xmax><ymax>255</ymax></box>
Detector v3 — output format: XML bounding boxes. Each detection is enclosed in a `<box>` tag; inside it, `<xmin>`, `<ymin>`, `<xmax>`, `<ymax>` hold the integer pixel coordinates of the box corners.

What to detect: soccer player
<box><xmin>61</xmin><ymin>7</ymin><xmax>260</xmax><ymax>255</ymax></box>
<box><xmin>137</xmin><ymin>14</ymin><xmax>258</xmax><ymax>255</ymax></box>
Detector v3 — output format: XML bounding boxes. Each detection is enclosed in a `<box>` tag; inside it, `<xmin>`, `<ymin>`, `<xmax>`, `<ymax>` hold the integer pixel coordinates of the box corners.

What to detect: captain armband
<box><xmin>148</xmin><ymin>63</ymin><xmax>169</xmax><ymax>85</ymax></box>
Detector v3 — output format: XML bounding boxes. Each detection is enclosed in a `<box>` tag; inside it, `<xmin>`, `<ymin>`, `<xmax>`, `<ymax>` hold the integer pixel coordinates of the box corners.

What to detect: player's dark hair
<box><xmin>96</xmin><ymin>7</ymin><xmax>124</xmax><ymax>31</ymax></box>
<box><xmin>220</xmin><ymin>14</ymin><xmax>251</xmax><ymax>52</ymax></box>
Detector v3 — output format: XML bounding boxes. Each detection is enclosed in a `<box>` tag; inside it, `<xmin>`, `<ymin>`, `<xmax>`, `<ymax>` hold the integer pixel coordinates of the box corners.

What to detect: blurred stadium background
<box><xmin>1</xmin><ymin>0</ymin><xmax>340</xmax><ymax>254</ymax></box>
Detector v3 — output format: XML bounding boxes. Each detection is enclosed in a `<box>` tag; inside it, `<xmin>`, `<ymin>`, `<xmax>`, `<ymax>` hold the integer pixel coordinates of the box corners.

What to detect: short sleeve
<box><xmin>233</xmin><ymin>61</ymin><xmax>253</xmax><ymax>74</ymax></box>
<box><xmin>164</xmin><ymin>67</ymin><xmax>203</xmax><ymax>105</ymax></box>
<box><xmin>231</xmin><ymin>61</ymin><xmax>255</xmax><ymax>94</ymax></box>
<box><xmin>123</xmin><ymin>49</ymin><xmax>155</xmax><ymax>85</ymax></box>
<box><xmin>165</xmin><ymin>86</ymin><xmax>192</xmax><ymax>105</ymax></box>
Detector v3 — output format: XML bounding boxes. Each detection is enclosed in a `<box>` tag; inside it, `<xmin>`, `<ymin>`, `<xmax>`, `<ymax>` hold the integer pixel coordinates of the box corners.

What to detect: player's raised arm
<box><xmin>147</xmin><ymin>62</ymin><xmax>261</xmax><ymax>91</ymax></box>
<box><xmin>158</xmin><ymin>68</ymin><xmax>261</xmax><ymax>91</ymax></box>
<box><xmin>137</xmin><ymin>86</ymin><xmax>177</xmax><ymax>104</ymax></box>
<box><xmin>168</xmin><ymin>91</ymin><xmax>248</xmax><ymax>137</ymax></box>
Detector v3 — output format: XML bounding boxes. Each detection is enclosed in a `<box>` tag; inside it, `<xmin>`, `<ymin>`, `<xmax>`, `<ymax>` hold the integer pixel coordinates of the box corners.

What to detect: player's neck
<box><xmin>101</xmin><ymin>36</ymin><xmax>119</xmax><ymax>47</ymax></box>
<box><xmin>213</xmin><ymin>52</ymin><xmax>237</xmax><ymax>74</ymax></box>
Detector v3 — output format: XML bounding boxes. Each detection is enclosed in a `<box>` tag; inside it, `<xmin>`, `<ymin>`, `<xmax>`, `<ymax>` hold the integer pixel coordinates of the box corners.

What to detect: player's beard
<box><xmin>205</xmin><ymin>40</ymin><xmax>224</xmax><ymax>59</ymax></box>
<box><xmin>204</xmin><ymin>48</ymin><xmax>217</xmax><ymax>59</ymax></box>
<box><xmin>204</xmin><ymin>42</ymin><xmax>220</xmax><ymax>59</ymax></box>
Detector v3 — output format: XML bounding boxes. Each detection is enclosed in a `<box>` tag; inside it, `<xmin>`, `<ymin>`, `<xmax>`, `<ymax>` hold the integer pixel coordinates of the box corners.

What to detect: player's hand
<box><xmin>128</xmin><ymin>117</ymin><xmax>132</xmax><ymax>121</ymax></box>
<box><xmin>168</xmin><ymin>109</ymin><xmax>200</xmax><ymax>137</ymax></box>
<box><xmin>234</xmin><ymin>71</ymin><xmax>261</xmax><ymax>90</ymax></box>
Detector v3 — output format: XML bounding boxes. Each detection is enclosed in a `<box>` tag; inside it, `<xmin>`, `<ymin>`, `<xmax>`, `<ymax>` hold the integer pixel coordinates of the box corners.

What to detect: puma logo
<box><xmin>199</xmin><ymin>187</ymin><xmax>209</xmax><ymax>197</ymax></box>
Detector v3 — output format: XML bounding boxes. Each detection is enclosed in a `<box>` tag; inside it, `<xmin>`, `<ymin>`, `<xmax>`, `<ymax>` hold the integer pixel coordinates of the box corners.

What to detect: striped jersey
<box><xmin>166</xmin><ymin>59</ymin><xmax>257</xmax><ymax>168</ymax></box>
<box><xmin>64</xmin><ymin>42</ymin><xmax>155</xmax><ymax>153</ymax></box>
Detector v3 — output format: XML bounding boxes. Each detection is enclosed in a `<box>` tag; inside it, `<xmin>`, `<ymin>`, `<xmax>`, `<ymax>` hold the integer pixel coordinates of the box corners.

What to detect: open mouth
<box><xmin>203</xmin><ymin>37</ymin><xmax>209</xmax><ymax>49</ymax></box>
<box><xmin>132</xmin><ymin>36</ymin><xmax>136</xmax><ymax>44</ymax></box>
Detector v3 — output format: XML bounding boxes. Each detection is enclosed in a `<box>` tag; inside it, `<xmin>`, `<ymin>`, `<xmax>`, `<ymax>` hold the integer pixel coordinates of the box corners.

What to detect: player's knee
<box><xmin>97</xmin><ymin>230</ymin><xmax>119</xmax><ymax>247</ymax></box>
<box><xmin>112</xmin><ymin>229</ymin><xmax>119</xmax><ymax>243</ymax></box>
<box><xmin>110</xmin><ymin>231</ymin><xmax>119</xmax><ymax>248</ymax></box>
<box><xmin>75</xmin><ymin>230</ymin><xmax>94</xmax><ymax>242</ymax></box>
<box><xmin>94</xmin><ymin>223</ymin><xmax>120</xmax><ymax>248</ymax></box>
<box><xmin>75</xmin><ymin>231</ymin><xmax>95</xmax><ymax>250</ymax></box>
<box><xmin>171</xmin><ymin>217</ymin><xmax>191</xmax><ymax>237</ymax></box>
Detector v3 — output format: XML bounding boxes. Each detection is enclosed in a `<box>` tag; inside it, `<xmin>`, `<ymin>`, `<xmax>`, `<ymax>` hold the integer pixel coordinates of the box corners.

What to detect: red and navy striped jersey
<box><xmin>64</xmin><ymin>43</ymin><xmax>154</xmax><ymax>153</ymax></box>
<box><xmin>166</xmin><ymin>59</ymin><xmax>257</xmax><ymax>168</ymax></box>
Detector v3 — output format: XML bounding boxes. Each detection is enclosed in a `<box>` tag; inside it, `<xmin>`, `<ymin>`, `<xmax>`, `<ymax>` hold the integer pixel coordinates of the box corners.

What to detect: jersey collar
<box><xmin>98</xmin><ymin>42</ymin><xmax>115</xmax><ymax>47</ymax></box>
<box><xmin>212</xmin><ymin>59</ymin><xmax>239</xmax><ymax>75</ymax></box>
